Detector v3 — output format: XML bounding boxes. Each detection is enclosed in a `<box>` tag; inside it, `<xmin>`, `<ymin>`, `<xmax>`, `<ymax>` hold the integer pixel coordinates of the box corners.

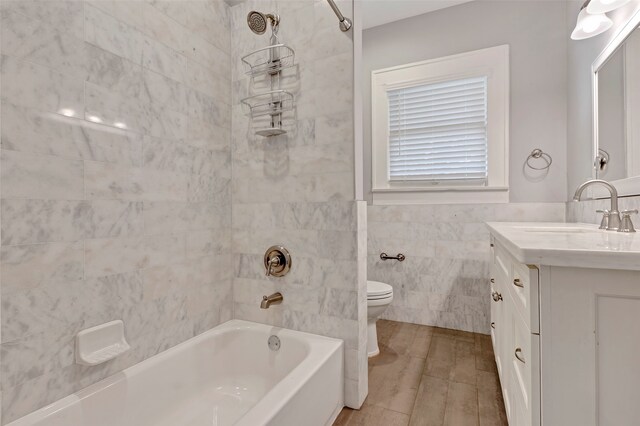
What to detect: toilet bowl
<box><xmin>367</xmin><ymin>280</ymin><xmax>393</xmax><ymax>357</ymax></box>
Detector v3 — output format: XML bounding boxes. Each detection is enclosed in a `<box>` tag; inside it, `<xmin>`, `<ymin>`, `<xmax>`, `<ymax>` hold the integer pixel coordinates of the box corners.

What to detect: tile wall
<box><xmin>1</xmin><ymin>0</ymin><xmax>367</xmax><ymax>419</ymax></box>
<box><xmin>0</xmin><ymin>1</ymin><xmax>232</xmax><ymax>422</ymax></box>
<box><xmin>367</xmin><ymin>203</ymin><xmax>566</xmax><ymax>334</ymax></box>
<box><xmin>567</xmin><ymin>195</ymin><xmax>640</xmax><ymax>224</ymax></box>
<box><xmin>229</xmin><ymin>0</ymin><xmax>367</xmax><ymax>408</ymax></box>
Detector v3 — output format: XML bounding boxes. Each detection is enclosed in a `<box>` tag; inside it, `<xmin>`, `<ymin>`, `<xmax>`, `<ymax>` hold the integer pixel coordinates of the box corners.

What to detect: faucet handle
<box><xmin>596</xmin><ymin>209</ymin><xmax>610</xmax><ymax>230</ymax></box>
<box><xmin>618</xmin><ymin>209</ymin><xmax>638</xmax><ymax>233</ymax></box>
<box><xmin>265</xmin><ymin>255</ymin><xmax>280</xmax><ymax>276</ymax></box>
<box><xmin>263</xmin><ymin>246</ymin><xmax>291</xmax><ymax>277</ymax></box>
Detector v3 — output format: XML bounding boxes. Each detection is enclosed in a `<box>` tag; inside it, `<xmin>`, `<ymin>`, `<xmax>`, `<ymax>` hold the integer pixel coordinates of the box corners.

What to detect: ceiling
<box><xmin>362</xmin><ymin>0</ymin><xmax>476</xmax><ymax>30</ymax></box>
<box><xmin>225</xmin><ymin>0</ymin><xmax>476</xmax><ymax>30</ymax></box>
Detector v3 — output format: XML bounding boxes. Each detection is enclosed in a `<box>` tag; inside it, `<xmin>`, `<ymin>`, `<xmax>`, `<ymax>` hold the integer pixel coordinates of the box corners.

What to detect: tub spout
<box><xmin>261</xmin><ymin>292</ymin><xmax>283</xmax><ymax>309</ymax></box>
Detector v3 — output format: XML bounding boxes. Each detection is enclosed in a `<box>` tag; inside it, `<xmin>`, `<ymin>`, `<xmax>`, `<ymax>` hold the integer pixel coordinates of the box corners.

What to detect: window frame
<box><xmin>371</xmin><ymin>45</ymin><xmax>510</xmax><ymax>204</ymax></box>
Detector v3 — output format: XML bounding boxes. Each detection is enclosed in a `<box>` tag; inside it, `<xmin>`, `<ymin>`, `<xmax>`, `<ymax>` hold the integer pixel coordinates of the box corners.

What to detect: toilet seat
<box><xmin>367</xmin><ymin>295</ymin><xmax>393</xmax><ymax>307</ymax></box>
<box><xmin>367</xmin><ymin>280</ymin><xmax>393</xmax><ymax>300</ymax></box>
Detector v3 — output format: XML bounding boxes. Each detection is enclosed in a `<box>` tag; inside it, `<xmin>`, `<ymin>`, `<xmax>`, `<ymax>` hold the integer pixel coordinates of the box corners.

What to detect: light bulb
<box><xmin>583</xmin><ymin>16</ymin><xmax>603</xmax><ymax>33</ymax></box>
<box><xmin>587</xmin><ymin>0</ymin><xmax>631</xmax><ymax>14</ymax></box>
<box><xmin>571</xmin><ymin>7</ymin><xmax>613</xmax><ymax>40</ymax></box>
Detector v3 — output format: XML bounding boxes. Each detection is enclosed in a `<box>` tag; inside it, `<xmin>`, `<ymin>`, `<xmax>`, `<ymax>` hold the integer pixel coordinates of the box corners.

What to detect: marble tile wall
<box><xmin>230</xmin><ymin>0</ymin><xmax>367</xmax><ymax>408</ymax></box>
<box><xmin>567</xmin><ymin>195</ymin><xmax>640</xmax><ymax>225</ymax></box>
<box><xmin>367</xmin><ymin>203</ymin><xmax>566</xmax><ymax>335</ymax></box>
<box><xmin>0</xmin><ymin>1</ymin><xmax>232</xmax><ymax>423</ymax></box>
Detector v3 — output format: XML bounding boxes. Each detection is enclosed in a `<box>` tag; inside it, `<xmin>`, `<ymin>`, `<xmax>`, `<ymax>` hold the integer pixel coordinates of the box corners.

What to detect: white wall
<box><xmin>362</xmin><ymin>1</ymin><xmax>568</xmax><ymax>336</ymax></box>
<box><xmin>567</xmin><ymin>0</ymin><xmax>640</xmax><ymax>197</ymax></box>
<box><xmin>363</xmin><ymin>0</ymin><xmax>569</xmax><ymax>203</ymax></box>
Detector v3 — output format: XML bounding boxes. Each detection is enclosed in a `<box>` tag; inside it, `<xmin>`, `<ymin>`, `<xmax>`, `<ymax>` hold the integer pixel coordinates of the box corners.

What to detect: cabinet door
<box><xmin>499</xmin><ymin>288</ymin><xmax>513</xmax><ymax>424</ymax></box>
<box><xmin>492</xmin><ymin>241</ymin><xmax>541</xmax><ymax>426</ymax></box>
<box><xmin>506</xmin><ymin>301</ymin><xmax>540</xmax><ymax>426</ymax></box>
<box><xmin>490</xmin><ymin>244</ymin><xmax>508</xmax><ymax>384</ymax></box>
<box><xmin>541</xmin><ymin>267</ymin><xmax>640</xmax><ymax>426</ymax></box>
<box><xmin>490</xmin><ymin>274</ymin><xmax>504</xmax><ymax>380</ymax></box>
<box><xmin>492</xmin><ymin>243</ymin><xmax>516</xmax><ymax>423</ymax></box>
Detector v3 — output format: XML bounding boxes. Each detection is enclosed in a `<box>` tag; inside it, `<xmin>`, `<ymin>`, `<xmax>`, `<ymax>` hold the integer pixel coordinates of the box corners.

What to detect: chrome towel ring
<box><xmin>526</xmin><ymin>149</ymin><xmax>552</xmax><ymax>170</ymax></box>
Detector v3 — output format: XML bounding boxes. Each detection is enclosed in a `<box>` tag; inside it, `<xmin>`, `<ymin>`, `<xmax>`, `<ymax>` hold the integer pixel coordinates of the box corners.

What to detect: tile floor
<box><xmin>334</xmin><ymin>320</ymin><xmax>508</xmax><ymax>426</ymax></box>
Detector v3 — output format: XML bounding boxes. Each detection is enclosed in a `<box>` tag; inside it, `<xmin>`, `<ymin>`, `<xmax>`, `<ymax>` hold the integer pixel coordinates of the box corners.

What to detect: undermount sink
<box><xmin>512</xmin><ymin>226</ymin><xmax>600</xmax><ymax>234</ymax></box>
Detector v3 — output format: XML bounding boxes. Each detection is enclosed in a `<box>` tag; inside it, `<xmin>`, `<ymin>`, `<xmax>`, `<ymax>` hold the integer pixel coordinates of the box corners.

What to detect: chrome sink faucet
<box><xmin>573</xmin><ymin>179</ymin><xmax>621</xmax><ymax>231</ymax></box>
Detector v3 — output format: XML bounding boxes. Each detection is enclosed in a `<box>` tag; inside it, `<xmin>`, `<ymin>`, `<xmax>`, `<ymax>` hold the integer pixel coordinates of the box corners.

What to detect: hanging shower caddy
<box><xmin>241</xmin><ymin>11</ymin><xmax>296</xmax><ymax>137</ymax></box>
<box><xmin>241</xmin><ymin>44</ymin><xmax>295</xmax><ymax>77</ymax></box>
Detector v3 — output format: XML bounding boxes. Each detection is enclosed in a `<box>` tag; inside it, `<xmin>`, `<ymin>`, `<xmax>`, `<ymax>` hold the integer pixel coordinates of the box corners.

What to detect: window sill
<box><xmin>371</xmin><ymin>186</ymin><xmax>509</xmax><ymax>205</ymax></box>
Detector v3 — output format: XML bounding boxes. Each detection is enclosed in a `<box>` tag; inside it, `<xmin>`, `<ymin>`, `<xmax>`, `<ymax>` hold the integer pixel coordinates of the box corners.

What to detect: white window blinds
<box><xmin>387</xmin><ymin>76</ymin><xmax>489</xmax><ymax>183</ymax></box>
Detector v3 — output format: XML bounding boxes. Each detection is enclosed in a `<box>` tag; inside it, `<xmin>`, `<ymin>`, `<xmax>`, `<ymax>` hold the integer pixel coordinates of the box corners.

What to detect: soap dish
<box><xmin>76</xmin><ymin>320</ymin><xmax>130</xmax><ymax>366</ymax></box>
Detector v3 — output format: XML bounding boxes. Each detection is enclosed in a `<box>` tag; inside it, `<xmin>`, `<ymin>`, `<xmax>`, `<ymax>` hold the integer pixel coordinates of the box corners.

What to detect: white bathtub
<box><xmin>8</xmin><ymin>320</ymin><xmax>344</xmax><ymax>426</ymax></box>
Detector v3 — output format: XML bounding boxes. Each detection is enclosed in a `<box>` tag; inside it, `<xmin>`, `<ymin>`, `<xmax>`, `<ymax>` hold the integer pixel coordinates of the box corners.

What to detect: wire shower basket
<box><xmin>241</xmin><ymin>44</ymin><xmax>295</xmax><ymax>77</ymax></box>
<box><xmin>240</xmin><ymin>90</ymin><xmax>294</xmax><ymax>118</ymax></box>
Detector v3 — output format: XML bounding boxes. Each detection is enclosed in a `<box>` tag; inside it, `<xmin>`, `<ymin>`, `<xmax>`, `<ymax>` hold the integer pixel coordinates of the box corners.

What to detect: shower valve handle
<box><xmin>265</xmin><ymin>256</ymin><xmax>281</xmax><ymax>277</ymax></box>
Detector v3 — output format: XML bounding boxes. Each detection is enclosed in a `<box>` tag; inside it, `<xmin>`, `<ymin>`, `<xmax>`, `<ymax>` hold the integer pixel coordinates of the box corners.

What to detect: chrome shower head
<box><xmin>247</xmin><ymin>11</ymin><xmax>267</xmax><ymax>34</ymax></box>
<box><xmin>247</xmin><ymin>11</ymin><xmax>279</xmax><ymax>35</ymax></box>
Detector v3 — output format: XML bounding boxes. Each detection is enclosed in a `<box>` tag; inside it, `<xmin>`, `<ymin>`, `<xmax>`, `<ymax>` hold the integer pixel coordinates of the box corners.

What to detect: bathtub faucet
<box><xmin>261</xmin><ymin>292</ymin><xmax>283</xmax><ymax>309</ymax></box>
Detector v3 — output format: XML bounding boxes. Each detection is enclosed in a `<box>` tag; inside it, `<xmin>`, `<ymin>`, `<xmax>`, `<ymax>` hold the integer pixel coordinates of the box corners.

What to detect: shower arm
<box><xmin>326</xmin><ymin>0</ymin><xmax>352</xmax><ymax>32</ymax></box>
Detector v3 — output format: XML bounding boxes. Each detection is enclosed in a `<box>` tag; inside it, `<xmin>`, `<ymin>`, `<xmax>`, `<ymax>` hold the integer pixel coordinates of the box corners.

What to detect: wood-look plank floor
<box><xmin>333</xmin><ymin>320</ymin><xmax>507</xmax><ymax>426</ymax></box>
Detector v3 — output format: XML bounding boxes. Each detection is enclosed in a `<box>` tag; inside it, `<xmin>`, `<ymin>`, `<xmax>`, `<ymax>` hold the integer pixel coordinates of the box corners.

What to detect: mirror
<box><xmin>593</xmin><ymin>7</ymin><xmax>640</xmax><ymax>197</ymax></box>
<box><xmin>596</xmin><ymin>25</ymin><xmax>640</xmax><ymax>181</ymax></box>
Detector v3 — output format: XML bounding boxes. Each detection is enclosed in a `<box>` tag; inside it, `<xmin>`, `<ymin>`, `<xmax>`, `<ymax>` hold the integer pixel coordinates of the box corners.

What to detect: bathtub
<box><xmin>8</xmin><ymin>320</ymin><xmax>344</xmax><ymax>426</ymax></box>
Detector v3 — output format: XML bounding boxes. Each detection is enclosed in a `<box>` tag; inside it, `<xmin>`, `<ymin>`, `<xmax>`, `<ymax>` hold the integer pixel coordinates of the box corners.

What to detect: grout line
<box><xmin>476</xmin><ymin>386</ymin><xmax>482</xmax><ymax>426</ymax></box>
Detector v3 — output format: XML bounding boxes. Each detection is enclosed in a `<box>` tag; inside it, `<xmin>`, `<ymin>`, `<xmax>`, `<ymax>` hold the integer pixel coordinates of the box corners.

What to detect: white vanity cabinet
<box><xmin>490</xmin><ymin>241</ymin><xmax>540</xmax><ymax>426</ymax></box>
<box><xmin>487</xmin><ymin>222</ymin><xmax>640</xmax><ymax>426</ymax></box>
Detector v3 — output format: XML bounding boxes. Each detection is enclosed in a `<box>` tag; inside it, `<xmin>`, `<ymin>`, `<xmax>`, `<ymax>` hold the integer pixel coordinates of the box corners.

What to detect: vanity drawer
<box><xmin>508</xmin><ymin>261</ymin><xmax>540</xmax><ymax>334</ymax></box>
<box><xmin>494</xmin><ymin>244</ymin><xmax>511</xmax><ymax>282</ymax></box>
<box><xmin>508</xmin><ymin>305</ymin><xmax>541</xmax><ymax>426</ymax></box>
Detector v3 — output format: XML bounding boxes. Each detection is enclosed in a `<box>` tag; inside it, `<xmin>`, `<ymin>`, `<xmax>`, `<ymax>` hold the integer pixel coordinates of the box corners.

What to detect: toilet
<box><xmin>367</xmin><ymin>280</ymin><xmax>394</xmax><ymax>357</ymax></box>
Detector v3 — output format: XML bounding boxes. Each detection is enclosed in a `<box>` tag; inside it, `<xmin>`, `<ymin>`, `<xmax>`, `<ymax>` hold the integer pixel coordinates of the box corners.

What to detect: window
<box><xmin>388</xmin><ymin>76</ymin><xmax>488</xmax><ymax>184</ymax></box>
<box><xmin>371</xmin><ymin>45</ymin><xmax>509</xmax><ymax>204</ymax></box>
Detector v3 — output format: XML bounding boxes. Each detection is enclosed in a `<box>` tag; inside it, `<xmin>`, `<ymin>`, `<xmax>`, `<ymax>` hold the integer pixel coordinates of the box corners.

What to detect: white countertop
<box><xmin>486</xmin><ymin>222</ymin><xmax>640</xmax><ymax>271</ymax></box>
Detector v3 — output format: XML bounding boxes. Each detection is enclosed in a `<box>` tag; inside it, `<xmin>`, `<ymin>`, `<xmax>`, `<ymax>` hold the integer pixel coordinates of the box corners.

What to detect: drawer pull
<box><xmin>490</xmin><ymin>278</ymin><xmax>495</xmax><ymax>283</ymax></box>
<box><xmin>513</xmin><ymin>278</ymin><xmax>524</xmax><ymax>288</ymax></box>
<box><xmin>490</xmin><ymin>322</ymin><xmax>495</xmax><ymax>329</ymax></box>
<box><xmin>492</xmin><ymin>291</ymin><xmax>503</xmax><ymax>302</ymax></box>
<box><xmin>515</xmin><ymin>347</ymin><xmax>525</xmax><ymax>364</ymax></box>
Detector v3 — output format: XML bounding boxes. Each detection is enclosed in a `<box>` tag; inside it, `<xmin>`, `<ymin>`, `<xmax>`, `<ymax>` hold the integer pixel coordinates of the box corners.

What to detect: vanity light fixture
<box><xmin>587</xmin><ymin>0</ymin><xmax>631</xmax><ymax>14</ymax></box>
<box><xmin>571</xmin><ymin>0</ymin><xmax>613</xmax><ymax>40</ymax></box>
